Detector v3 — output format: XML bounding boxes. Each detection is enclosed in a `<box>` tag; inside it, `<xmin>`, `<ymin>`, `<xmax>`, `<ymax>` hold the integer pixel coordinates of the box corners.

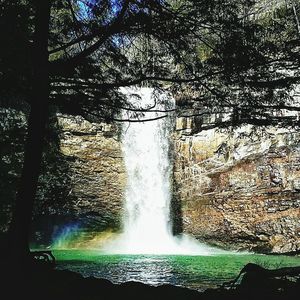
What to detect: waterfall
<box><xmin>120</xmin><ymin>87</ymin><xmax>175</xmax><ymax>254</ymax></box>
<box><xmin>104</xmin><ymin>87</ymin><xmax>223</xmax><ymax>255</ymax></box>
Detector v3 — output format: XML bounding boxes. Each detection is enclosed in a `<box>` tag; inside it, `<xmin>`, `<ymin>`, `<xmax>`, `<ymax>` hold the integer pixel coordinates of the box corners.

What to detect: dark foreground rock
<box><xmin>1</xmin><ymin>255</ymin><xmax>300</xmax><ymax>300</ymax></box>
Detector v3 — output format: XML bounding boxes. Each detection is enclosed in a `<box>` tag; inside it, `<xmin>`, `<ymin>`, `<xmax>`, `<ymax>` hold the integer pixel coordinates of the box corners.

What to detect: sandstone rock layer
<box><xmin>174</xmin><ymin>118</ymin><xmax>300</xmax><ymax>253</ymax></box>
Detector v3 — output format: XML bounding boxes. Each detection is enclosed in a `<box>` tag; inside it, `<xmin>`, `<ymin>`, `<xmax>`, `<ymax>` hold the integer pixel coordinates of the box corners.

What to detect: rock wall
<box><xmin>173</xmin><ymin>118</ymin><xmax>300</xmax><ymax>253</ymax></box>
<box><xmin>51</xmin><ymin>115</ymin><xmax>126</xmax><ymax>232</ymax></box>
<box><xmin>38</xmin><ymin>114</ymin><xmax>126</xmax><ymax>247</ymax></box>
<box><xmin>2</xmin><ymin>106</ymin><xmax>300</xmax><ymax>253</ymax></box>
<box><xmin>0</xmin><ymin>109</ymin><xmax>126</xmax><ymax>245</ymax></box>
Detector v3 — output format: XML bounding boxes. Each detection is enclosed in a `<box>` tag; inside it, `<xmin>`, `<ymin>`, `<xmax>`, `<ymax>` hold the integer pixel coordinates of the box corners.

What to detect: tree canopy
<box><xmin>1</xmin><ymin>0</ymin><xmax>299</xmax><ymax>126</ymax></box>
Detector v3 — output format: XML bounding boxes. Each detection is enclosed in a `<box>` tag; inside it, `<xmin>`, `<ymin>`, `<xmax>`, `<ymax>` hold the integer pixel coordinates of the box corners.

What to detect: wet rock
<box><xmin>173</xmin><ymin>123</ymin><xmax>300</xmax><ymax>253</ymax></box>
<box><xmin>1</xmin><ymin>107</ymin><xmax>300</xmax><ymax>253</ymax></box>
<box><xmin>0</xmin><ymin>109</ymin><xmax>125</xmax><ymax>244</ymax></box>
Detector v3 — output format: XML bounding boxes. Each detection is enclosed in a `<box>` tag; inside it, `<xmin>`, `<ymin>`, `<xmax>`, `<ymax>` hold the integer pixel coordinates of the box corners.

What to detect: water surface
<box><xmin>54</xmin><ymin>250</ymin><xmax>300</xmax><ymax>291</ymax></box>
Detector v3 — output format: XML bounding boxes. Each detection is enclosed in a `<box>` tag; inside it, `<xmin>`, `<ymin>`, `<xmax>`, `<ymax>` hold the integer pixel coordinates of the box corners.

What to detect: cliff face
<box><xmin>173</xmin><ymin>117</ymin><xmax>300</xmax><ymax>253</ymax></box>
<box><xmin>2</xmin><ymin>107</ymin><xmax>300</xmax><ymax>252</ymax></box>
<box><xmin>38</xmin><ymin>115</ymin><xmax>127</xmax><ymax>247</ymax></box>
<box><xmin>0</xmin><ymin>109</ymin><xmax>125</xmax><ymax>245</ymax></box>
<box><xmin>50</xmin><ymin>115</ymin><xmax>126</xmax><ymax>232</ymax></box>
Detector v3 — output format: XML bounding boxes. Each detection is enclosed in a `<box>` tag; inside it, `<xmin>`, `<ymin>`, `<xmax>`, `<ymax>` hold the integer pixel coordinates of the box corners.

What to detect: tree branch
<box><xmin>50</xmin><ymin>0</ymin><xmax>132</xmax><ymax>72</ymax></box>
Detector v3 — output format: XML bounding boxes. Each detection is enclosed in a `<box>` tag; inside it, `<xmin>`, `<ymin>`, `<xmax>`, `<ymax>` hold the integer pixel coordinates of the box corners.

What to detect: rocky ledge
<box><xmin>174</xmin><ymin>118</ymin><xmax>300</xmax><ymax>253</ymax></box>
<box><xmin>1</xmin><ymin>107</ymin><xmax>300</xmax><ymax>253</ymax></box>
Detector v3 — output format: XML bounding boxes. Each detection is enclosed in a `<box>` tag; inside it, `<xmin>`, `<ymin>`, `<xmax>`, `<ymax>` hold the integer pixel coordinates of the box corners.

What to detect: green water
<box><xmin>54</xmin><ymin>250</ymin><xmax>300</xmax><ymax>291</ymax></box>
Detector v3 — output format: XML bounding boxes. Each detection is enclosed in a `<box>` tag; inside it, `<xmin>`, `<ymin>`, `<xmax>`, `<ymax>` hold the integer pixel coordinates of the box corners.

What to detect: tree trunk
<box><xmin>9</xmin><ymin>0</ymin><xmax>51</xmax><ymax>264</ymax></box>
<box><xmin>290</xmin><ymin>0</ymin><xmax>300</xmax><ymax>37</ymax></box>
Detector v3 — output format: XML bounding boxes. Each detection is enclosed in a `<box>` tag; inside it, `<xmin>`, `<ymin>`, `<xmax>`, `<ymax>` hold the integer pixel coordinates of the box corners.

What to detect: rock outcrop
<box><xmin>1</xmin><ymin>106</ymin><xmax>300</xmax><ymax>253</ymax></box>
<box><xmin>54</xmin><ymin>114</ymin><xmax>126</xmax><ymax>232</ymax></box>
<box><xmin>0</xmin><ymin>109</ymin><xmax>126</xmax><ymax>245</ymax></box>
<box><xmin>173</xmin><ymin>117</ymin><xmax>300</xmax><ymax>253</ymax></box>
<box><xmin>35</xmin><ymin>114</ymin><xmax>127</xmax><ymax>246</ymax></box>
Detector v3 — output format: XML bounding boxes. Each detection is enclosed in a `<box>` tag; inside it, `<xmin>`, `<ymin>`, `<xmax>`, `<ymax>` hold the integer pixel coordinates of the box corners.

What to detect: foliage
<box><xmin>175</xmin><ymin>0</ymin><xmax>300</xmax><ymax>131</ymax></box>
<box><xmin>0</xmin><ymin>108</ymin><xmax>75</xmax><ymax>231</ymax></box>
<box><xmin>1</xmin><ymin>0</ymin><xmax>299</xmax><ymax>128</ymax></box>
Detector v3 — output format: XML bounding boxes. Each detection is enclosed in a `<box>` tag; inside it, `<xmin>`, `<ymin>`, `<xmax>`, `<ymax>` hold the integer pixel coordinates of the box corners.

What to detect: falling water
<box><xmin>104</xmin><ymin>87</ymin><xmax>224</xmax><ymax>255</ymax></box>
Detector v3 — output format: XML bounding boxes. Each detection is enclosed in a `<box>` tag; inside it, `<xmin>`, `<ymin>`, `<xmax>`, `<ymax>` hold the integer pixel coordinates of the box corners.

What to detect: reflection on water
<box><xmin>54</xmin><ymin>250</ymin><xmax>300</xmax><ymax>291</ymax></box>
<box><xmin>128</xmin><ymin>257</ymin><xmax>174</xmax><ymax>285</ymax></box>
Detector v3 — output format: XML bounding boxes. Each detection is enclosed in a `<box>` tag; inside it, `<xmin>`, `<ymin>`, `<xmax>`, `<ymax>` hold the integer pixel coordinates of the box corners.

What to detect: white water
<box><xmin>104</xmin><ymin>87</ymin><xmax>224</xmax><ymax>255</ymax></box>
